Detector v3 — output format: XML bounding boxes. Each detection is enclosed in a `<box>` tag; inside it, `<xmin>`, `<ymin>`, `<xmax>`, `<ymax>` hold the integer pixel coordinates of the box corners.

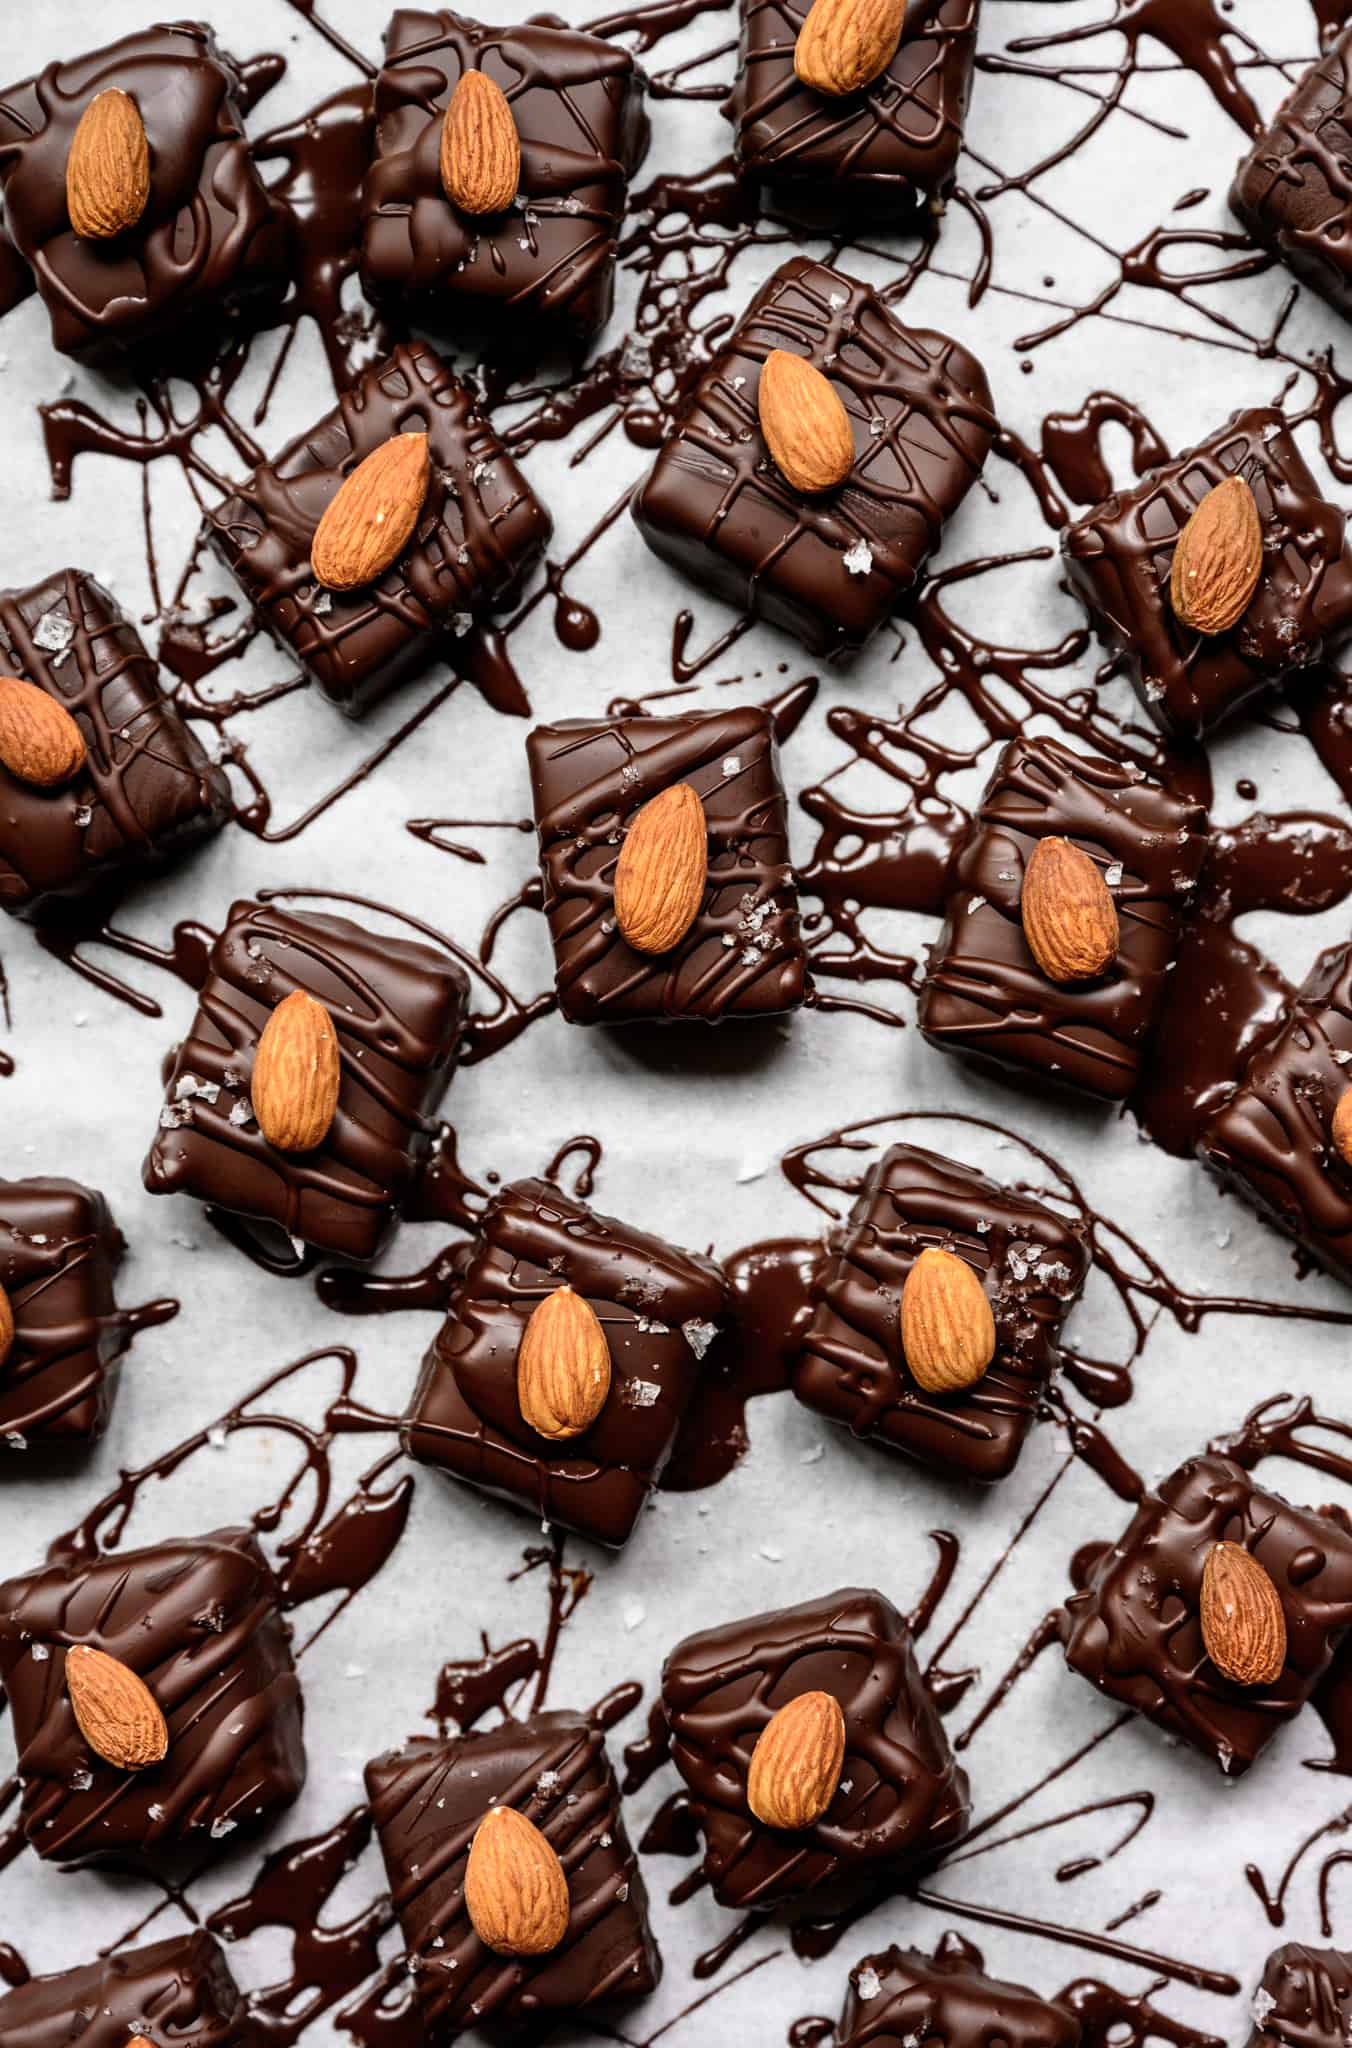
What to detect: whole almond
<box><xmin>758</xmin><ymin>349</ymin><xmax>854</xmax><ymax>494</ymax></box>
<box><xmin>465</xmin><ymin>1806</ymin><xmax>569</xmax><ymax>1956</ymax></box>
<box><xmin>311</xmin><ymin>433</ymin><xmax>431</xmax><ymax>593</ymax></box>
<box><xmin>614</xmin><ymin>781</ymin><xmax>708</xmax><ymax>955</ymax></box>
<box><xmin>65</xmin><ymin>1645</ymin><xmax>168</xmax><ymax>1770</ymax></box>
<box><xmin>900</xmin><ymin>1246</ymin><xmax>995</xmax><ymax>1394</ymax></box>
<box><xmin>1200</xmin><ymin>1541</ymin><xmax>1286</xmax><ymax>1687</ymax></box>
<box><xmin>0</xmin><ymin>674</ymin><xmax>87</xmax><ymax>788</ymax></box>
<box><xmin>0</xmin><ymin>1282</ymin><xmax>13</xmax><ymax>1370</ymax></box>
<box><xmin>1020</xmin><ymin>836</ymin><xmax>1119</xmax><ymax>984</ymax></box>
<box><xmin>252</xmin><ymin>990</ymin><xmax>342</xmax><ymax>1154</ymax></box>
<box><xmin>517</xmin><ymin>1285</ymin><xmax>612</xmax><ymax>1440</ymax></box>
<box><xmin>1170</xmin><ymin>476</ymin><xmax>1262</xmax><ymax>635</ymax></box>
<box><xmin>1332</xmin><ymin>1085</ymin><xmax>1352</xmax><ymax>1167</ymax></box>
<box><xmin>794</xmin><ymin>0</ymin><xmax>908</xmax><ymax>96</ymax></box>
<box><xmin>441</xmin><ymin>71</ymin><xmax>520</xmax><ymax>216</ymax></box>
<box><xmin>66</xmin><ymin>89</ymin><xmax>151</xmax><ymax>240</ymax></box>
<box><xmin>747</xmin><ymin>1690</ymin><xmax>846</xmax><ymax>1830</ymax></box>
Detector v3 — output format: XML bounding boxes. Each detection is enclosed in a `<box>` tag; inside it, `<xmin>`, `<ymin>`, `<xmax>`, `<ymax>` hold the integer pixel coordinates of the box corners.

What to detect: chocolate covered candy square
<box><xmin>0</xmin><ymin>1175</ymin><xmax>129</xmax><ymax>1447</ymax></box>
<box><xmin>1231</xmin><ymin>31</ymin><xmax>1352</xmax><ymax>323</ymax></box>
<box><xmin>836</xmin><ymin>1935</ymin><xmax>1081</xmax><ymax>2048</ymax></box>
<box><xmin>1245</xmin><ymin>1945</ymin><xmax>1352</xmax><ymax>2048</ymax></box>
<box><xmin>0</xmin><ymin>1931</ymin><xmax>253</xmax><ymax>2048</ymax></box>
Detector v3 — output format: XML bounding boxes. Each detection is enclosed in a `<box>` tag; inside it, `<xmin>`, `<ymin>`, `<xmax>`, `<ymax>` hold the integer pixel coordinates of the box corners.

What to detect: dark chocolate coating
<box><xmin>0</xmin><ymin>1526</ymin><xmax>306</xmax><ymax>1864</ymax></box>
<box><xmin>0</xmin><ymin>1931</ymin><xmax>252</xmax><ymax>2048</ymax></box>
<box><xmin>1062</xmin><ymin>407</ymin><xmax>1352</xmax><ymax>739</ymax></box>
<box><xmin>794</xmin><ymin>1143</ymin><xmax>1089</xmax><ymax>1484</ymax></box>
<box><xmin>723</xmin><ymin>0</ymin><xmax>979</xmax><ymax>224</ymax></box>
<box><xmin>0</xmin><ymin>24</ymin><xmax>287</xmax><ymax>364</ymax></box>
<box><xmin>1246</xmin><ymin>1944</ymin><xmax>1352</xmax><ymax>2048</ymax></box>
<box><xmin>526</xmin><ymin>705</ymin><xmax>809</xmax><ymax>1025</ymax></box>
<box><xmin>836</xmin><ymin>1934</ymin><xmax>1082</xmax><ymax>2048</ymax></box>
<box><xmin>1060</xmin><ymin>1452</ymin><xmax>1352</xmax><ymax>1775</ymax></box>
<box><xmin>404</xmin><ymin>1176</ymin><xmax>727</xmax><ymax>1548</ymax></box>
<box><xmin>366</xmin><ymin>1709</ymin><xmax>660</xmax><ymax>2041</ymax></box>
<box><xmin>661</xmin><ymin>1585</ymin><xmax>969</xmax><ymax>1911</ymax></box>
<box><xmin>632</xmin><ymin>256</ymin><xmax>996</xmax><ymax>656</ymax></box>
<box><xmin>205</xmin><ymin>340</ymin><xmax>551</xmax><ymax>716</ymax></box>
<box><xmin>917</xmin><ymin>734</ymin><xmax>1209</xmax><ymax>1102</ymax></box>
<box><xmin>1200</xmin><ymin>938</ymin><xmax>1352</xmax><ymax>1288</ymax></box>
<box><xmin>143</xmin><ymin>897</ymin><xmax>468</xmax><ymax>1262</ymax></box>
<box><xmin>1231</xmin><ymin>29</ymin><xmax>1352</xmax><ymax>323</ymax></box>
<box><xmin>0</xmin><ymin>1176</ymin><xmax>127</xmax><ymax>1447</ymax></box>
<box><xmin>362</xmin><ymin>9</ymin><xmax>648</xmax><ymax>341</ymax></box>
<box><xmin>0</xmin><ymin>568</ymin><xmax>229</xmax><ymax>919</ymax></box>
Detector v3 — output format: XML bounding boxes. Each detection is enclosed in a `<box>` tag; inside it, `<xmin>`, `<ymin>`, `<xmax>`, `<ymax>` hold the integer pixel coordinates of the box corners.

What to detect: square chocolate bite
<box><xmin>836</xmin><ymin>1935</ymin><xmax>1081</xmax><ymax>2048</ymax></box>
<box><xmin>1231</xmin><ymin>29</ymin><xmax>1352</xmax><ymax>323</ymax></box>
<box><xmin>917</xmin><ymin>734</ymin><xmax>1209</xmax><ymax>1102</ymax></box>
<box><xmin>143</xmin><ymin>897</ymin><xmax>468</xmax><ymax>1263</ymax></box>
<box><xmin>0</xmin><ymin>568</ymin><xmax>229</xmax><ymax>919</ymax></box>
<box><xmin>0</xmin><ymin>24</ymin><xmax>287</xmax><ymax>364</ymax></box>
<box><xmin>527</xmin><ymin>704</ymin><xmax>809</xmax><ymax>1025</ymax></box>
<box><xmin>794</xmin><ymin>1142</ymin><xmax>1089</xmax><ymax>1484</ymax></box>
<box><xmin>662</xmin><ymin>1585</ymin><xmax>969</xmax><ymax>1912</ymax></box>
<box><xmin>0</xmin><ymin>1931</ymin><xmax>253</xmax><ymax>2048</ymax></box>
<box><xmin>361</xmin><ymin>9</ymin><xmax>648</xmax><ymax>342</ymax></box>
<box><xmin>205</xmin><ymin>340</ymin><xmax>551</xmax><ymax>716</ymax></box>
<box><xmin>0</xmin><ymin>1175</ymin><xmax>129</xmax><ymax>1448</ymax></box>
<box><xmin>0</xmin><ymin>1526</ymin><xmax>305</xmax><ymax>1864</ymax></box>
<box><xmin>723</xmin><ymin>0</ymin><xmax>979</xmax><ymax>224</ymax></box>
<box><xmin>1200</xmin><ymin>938</ymin><xmax>1352</xmax><ymax>1287</ymax></box>
<box><xmin>404</xmin><ymin>1176</ymin><xmax>727</xmax><ymax>1549</ymax></box>
<box><xmin>366</xmin><ymin>1709</ymin><xmax>660</xmax><ymax>2040</ymax></box>
<box><xmin>632</xmin><ymin>255</ymin><xmax>996</xmax><ymax>656</ymax></box>
<box><xmin>1246</xmin><ymin>1944</ymin><xmax>1352</xmax><ymax>2048</ymax></box>
<box><xmin>1059</xmin><ymin>1452</ymin><xmax>1352</xmax><ymax>1775</ymax></box>
<box><xmin>1061</xmin><ymin>408</ymin><xmax>1352</xmax><ymax>739</ymax></box>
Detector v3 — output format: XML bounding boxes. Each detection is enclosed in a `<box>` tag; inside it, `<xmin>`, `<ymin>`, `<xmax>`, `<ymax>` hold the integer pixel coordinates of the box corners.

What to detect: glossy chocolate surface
<box><xmin>0</xmin><ymin>1176</ymin><xmax>126</xmax><ymax>1447</ymax></box>
<box><xmin>205</xmin><ymin>340</ymin><xmax>551</xmax><ymax>715</ymax></box>
<box><xmin>661</xmin><ymin>1585</ymin><xmax>969</xmax><ymax>1911</ymax></box>
<box><xmin>918</xmin><ymin>734</ymin><xmax>1209</xmax><ymax>1102</ymax></box>
<box><xmin>404</xmin><ymin>1176</ymin><xmax>727</xmax><ymax>1547</ymax></box>
<box><xmin>836</xmin><ymin>1933</ymin><xmax>1081</xmax><ymax>2048</ymax></box>
<box><xmin>1246</xmin><ymin>1944</ymin><xmax>1352</xmax><ymax>2048</ymax></box>
<box><xmin>143</xmin><ymin>897</ymin><xmax>468</xmax><ymax>1262</ymax></box>
<box><xmin>0</xmin><ymin>1526</ymin><xmax>305</xmax><ymax>1864</ymax></box>
<box><xmin>0</xmin><ymin>1931</ymin><xmax>252</xmax><ymax>2048</ymax></box>
<box><xmin>794</xmin><ymin>1143</ymin><xmax>1089</xmax><ymax>1483</ymax></box>
<box><xmin>0</xmin><ymin>24</ymin><xmax>286</xmax><ymax>363</ymax></box>
<box><xmin>1062</xmin><ymin>408</ymin><xmax>1352</xmax><ymax>738</ymax></box>
<box><xmin>724</xmin><ymin>0</ymin><xmax>979</xmax><ymax>222</ymax></box>
<box><xmin>362</xmin><ymin>8</ymin><xmax>647</xmax><ymax>340</ymax></box>
<box><xmin>632</xmin><ymin>255</ymin><xmax>996</xmax><ymax>655</ymax></box>
<box><xmin>527</xmin><ymin>704</ymin><xmax>809</xmax><ymax>1025</ymax></box>
<box><xmin>366</xmin><ymin>1708</ymin><xmax>660</xmax><ymax>2040</ymax></box>
<box><xmin>0</xmin><ymin>568</ymin><xmax>229</xmax><ymax>919</ymax></box>
<box><xmin>1060</xmin><ymin>1452</ymin><xmax>1352</xmax><ymax>1775</ymax></box>
<box><xmin>1231</xmin><ymin>29</ymin><xmax>1352</xmax><ymax>321</ymax></box>
<box><xmin>1200</xmin><ymin>938</ymin><xmax>1352</xmax><ymax>1288</ymax></box>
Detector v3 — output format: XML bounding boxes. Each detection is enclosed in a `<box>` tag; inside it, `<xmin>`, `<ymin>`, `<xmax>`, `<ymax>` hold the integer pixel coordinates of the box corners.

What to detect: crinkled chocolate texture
<box><xmin>1246</xmin><ymin>1944</ymin><xmax>1352</xmax><ymax>2048</ymax></box>
<box><xmin>0</xmin><ymin>24</ymin><xmax>286</xmax><ymax>362</ymax></box>
<box><xmin>0</xmin><ymin>1176</ymin><xmax>127</xmax><ymax>1447</ymax></box>
<box><xmin>632</xmin><ymin>255</ymin><xmax>996</xmax><ymax>656</ymax></box>
<box><xmin>205</xmin><ymin>340</ymin><xmax>551</xmax><ymax>716</ymax></box>
<box><xmin>0</xmin><ymin>1527</ymin><xmax>305</xmax><ymax>1864</ymax></box>
<box><xmin>794</xmin><ymin>1143</ymin><xmax>1089</xmax><ymax>1484</ymax></box>
<box><xmin>0</xmin><ymin>569</ymin><xmax>229</xmax><ymax>919</ymax></box>
<box><xmin>1060</xmin><ymin>1453</ymin><xmax>1352</xmax><ymax>1776</ymax></box>
<box><xmin>918</xmin><ymin>734</ymin><xmax>1209</xmax><ymax>1102</ymax></box>
<box><xmin>362</xmin><ymin>9</ymin><xmax>648</xmax><ymax>340</ymax></box>
<box><xmin>527</xmin><ymin>705</ymin><xmax>809</xmax><ymax>1024</ymax></box>
<box><xmin>837</xmin><ymin>1934</ymin><xmax>1081</xmax><ymax>2048</ymax></box>
<box><xmin>144</xmin><ymin>897</ymin><xmax>468</xmax><ymax>1264</ymax></box>
<box><xmin>0</xmin><ymin>1931</ymin><xmax>251</xmax><ymax>2048</ymax></box>
<box><xmin>405</xmin><ymin>1176</ymin><xmax>727</xmax><ymax>1548</ymax></box>
<box><xmin>1201</xmin><ymin>939</ymin><xmax>1352</xmax><ymax>1288</ymax></box>
<box><xmin>1231</xmin><ymin>28</ymin><xmax>1352</xmax><ymax>321</ymax></box>
<box><xmin>724</xmin><ymin>0</ymin><xmax>979</xmax><ymax>222</ymax></box>
<box><xmin>366</xmin><ymin>1709</ymin><xmax>660</xmax><ymax>2040</ymax></box>
<box><xmin>1062</xmin><ymin>407</ymin><xmax>1352</xmax><ymax>738</ymax></box>
<box><xmin>662</xmin><ymin>1585</ymin><xmax>969</xmax><ymax>1912</ymax></box>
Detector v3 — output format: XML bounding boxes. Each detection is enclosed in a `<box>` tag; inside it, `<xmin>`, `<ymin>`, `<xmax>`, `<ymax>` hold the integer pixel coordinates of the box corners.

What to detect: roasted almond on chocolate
<box><xmin>1200</xmin><ymin>1540</ymin><xmax>1286</xmax><ymax>1686</ymax></box>
<box><xmin>0</xmin><ymin>1282</ymin><xmax>13</xmax><ymax>1370</ymax></box>
<box><xmin>465</xmin><ymin>1805</ymin><xmax>570</xmax><ymax>1956</ymax></box>
<box><xmin>900</xmin><ymin>1246</ymin><xmax>995</xmax><ymax>1393</ymax></box>
<box><xmin>794</xmin><ymin>0</ymin><xmax>908</xmax><ymax>96</ymax></box>
<box><xmin>1170</xmin><ymin>476</ymin><xmax>1262</xmax><ymax>636</ymax></box>
<box><xmin>747</xmin><ymin>1689</ymin><xmax>845</xmax><ymax>1829</ymax></box>
<box><xmin>614</xmin><ymin>781</ymin><xmax>708</xmax><ymax>955</ymax></box>
<box><xmin>65</xmin><ymin>1645</ymin><xmax>168</xmax><ymax>1770</ymax></box>
<box><xmin>311</xmin><ymin>432</ymin><xmax>431</xmax><ymax>593</ymax></box>
<box><xmin>1333</xmin><ymin>1085</ymin><xmax>1352</xmax><ymax>1167</ymax></box>
<box><xmin>66</xmin><ymin>88</ymin><xmax>150</xmax><ymax>240</ymax></box>
<box><xmin>758</xmin><ymin>349</ymin><xmax>854</xmax><ymax>494</ymax></box>
<box><xmin>1020</xmin><ymin>835</ymin><xmax>1119</xmax><ymax>984</ymax></box>
<box><xmin>0</xmin><ymin>674</ymin><xmax>86</xmax><ymax>788</ymax></box>
<box><xmin>252</xmin><ymin>990</ymin><xmax>342</xmax><ymax>1154</ymax></box>
<box><xmin>440</xmin><ymin>70</ymin><xmax>520</xmax><ymax>216</ymax></box>
<box><xmin>517</xmin><ymin>1285</ymin><xmax>611</xmax><ymax>1440</ymax></box>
